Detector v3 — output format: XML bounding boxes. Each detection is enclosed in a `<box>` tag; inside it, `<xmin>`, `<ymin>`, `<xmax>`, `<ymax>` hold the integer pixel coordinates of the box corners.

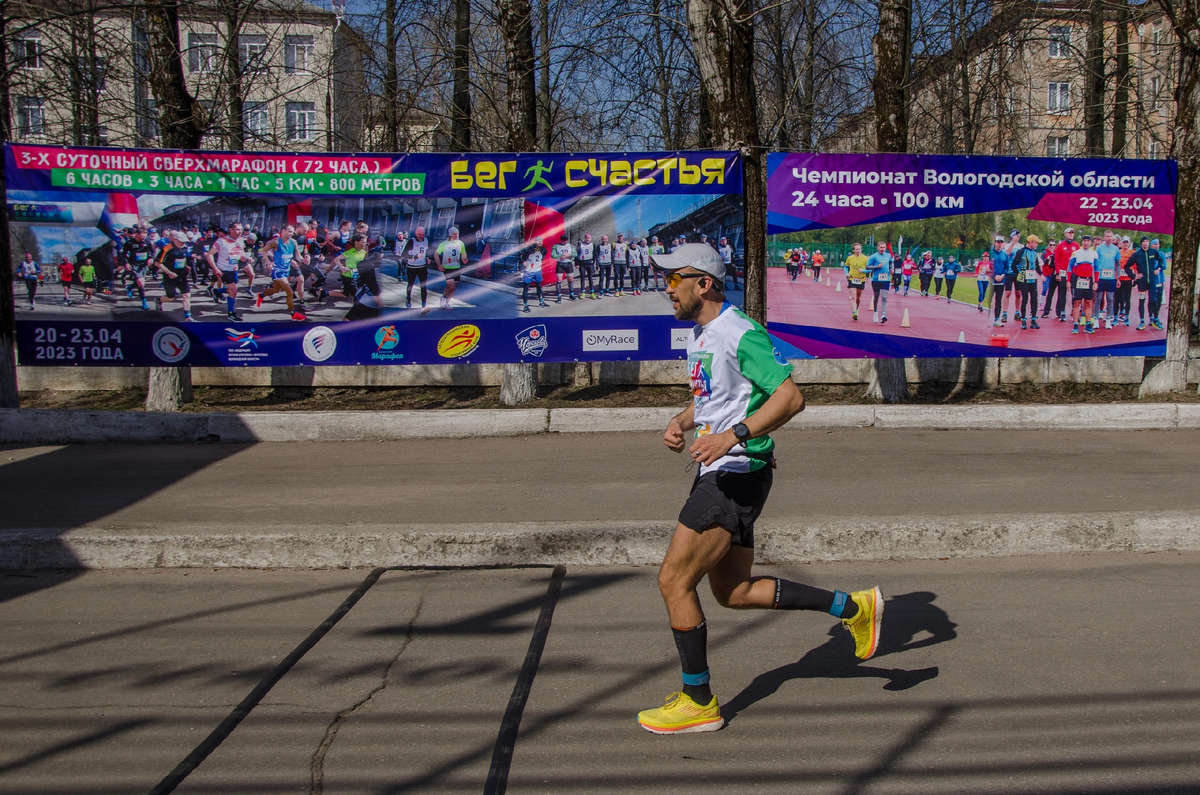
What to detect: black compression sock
<box><xmin>773</xmin><ymin>579</ymin><xmax>859</xmax><ymax>619</ymax></box>
<box><xmin>672</xmin><ymin>622</ymin><xmax>712</xmax><ymax>705</ymax></box>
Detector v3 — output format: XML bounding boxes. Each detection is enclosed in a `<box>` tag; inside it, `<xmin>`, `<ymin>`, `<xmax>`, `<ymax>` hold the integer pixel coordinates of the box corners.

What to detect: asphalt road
<box><xmin>4</xmin><ymin>429</ymin><xmax>1200</xmax><ymax>532</ymax></box>
<box><xmin>2</xmin><ymin>554</ymin><xmax>1198</xmax><ymax>794</ymax></box>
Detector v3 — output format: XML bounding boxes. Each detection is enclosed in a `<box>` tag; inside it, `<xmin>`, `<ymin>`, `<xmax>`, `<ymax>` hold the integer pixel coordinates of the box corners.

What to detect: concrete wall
<box><xmin>16</xmin><ymin>355</ymin><xmax>1198</xmax><ymax>391</ymax></box>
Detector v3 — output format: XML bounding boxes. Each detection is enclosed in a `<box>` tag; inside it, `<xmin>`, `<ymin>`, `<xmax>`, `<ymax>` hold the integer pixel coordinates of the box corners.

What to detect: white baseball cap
<box><xmin>650</xmin><ymin>242</ymin><xmax>726</xmax><ymax>279</ymax></box>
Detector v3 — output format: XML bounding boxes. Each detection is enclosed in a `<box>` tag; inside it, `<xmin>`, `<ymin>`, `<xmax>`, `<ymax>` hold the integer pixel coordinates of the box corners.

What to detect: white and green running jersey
<box><xmin>687</xmin><ymin>304</ymin><xmax>794</xmax><ymax>474</ymax></box>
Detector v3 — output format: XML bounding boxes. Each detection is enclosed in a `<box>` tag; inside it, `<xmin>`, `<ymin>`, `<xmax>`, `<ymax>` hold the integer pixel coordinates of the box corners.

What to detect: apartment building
<box><xmin>8</xmin><ymin>0</ymin><xmax>366</xmax><ymax>152</ymax></box>
<box><xmin>822</xmin><ymin>1</ymin><xmax>1174</xmax><ymax>159</ymax></box>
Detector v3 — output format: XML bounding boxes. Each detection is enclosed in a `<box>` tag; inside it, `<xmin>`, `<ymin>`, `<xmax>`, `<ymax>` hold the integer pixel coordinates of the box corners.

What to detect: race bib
<box><xmin>1101</xmin><ymin>268</ymin><xmax>1115</xmax><ymax>279</ymax></box>
<box><xmin>1076</xmin><ymin>277</ymin><xmax>1091</xmax><ymax>289</ymax></box>
<box><xmin>1026</xmin><ymin>269</ymin><xmax>1039</xmax><ymax>280</ymax></box>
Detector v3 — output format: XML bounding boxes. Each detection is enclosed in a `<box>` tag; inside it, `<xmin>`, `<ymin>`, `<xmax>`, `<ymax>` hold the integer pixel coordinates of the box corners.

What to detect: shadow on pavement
<box><xmin>0</xmin><ymin>442</ymin><xmax>253</xmax><ymax>603</ymax></box>
<box><xmin>723</xmin><ymin>591</ymin><xmax>956</xmax><ymax>723</ymax></box>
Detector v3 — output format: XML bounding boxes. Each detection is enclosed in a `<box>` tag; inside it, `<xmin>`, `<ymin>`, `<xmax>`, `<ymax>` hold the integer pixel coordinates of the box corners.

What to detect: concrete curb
<box><xmin>1</xmin><ymin>403</ymin><xmax>1197</xmax><ymax>444</ymax></box>
<box><xmin>3</xmin><ymin>511</ymin><xmax>1197</xmax><ymax>569</ymax></box>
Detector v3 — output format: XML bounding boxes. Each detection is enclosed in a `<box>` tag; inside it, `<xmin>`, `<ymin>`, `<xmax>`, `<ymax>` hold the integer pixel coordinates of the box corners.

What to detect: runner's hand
<box><xmin>664</xmin><ymin>418</ymin><xmax>687</xmax><ymax>453</ymax></box>
<box><xmin>689</xmin><ymin>430</ymin><xmax>736</xmax><ymax>466</ymax></box>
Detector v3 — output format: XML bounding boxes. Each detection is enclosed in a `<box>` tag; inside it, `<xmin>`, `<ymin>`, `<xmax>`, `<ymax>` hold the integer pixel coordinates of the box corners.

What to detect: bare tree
<box><xmin>1140</xmin><ymin>0</ymin><xmax>1198</xmax><ymax>396</ymax></box>
<box><xmin>0</xmin><ymin>4</ymin><xmax>15</xmax><ymax>407</ymax></box>
<box><xmin>1111</xmin><ymin>0</ymin><xmax>1131</xmax><ymax>157</ymax></box>
<box><xmin>451</xmin><ymin>0</ymin><xmax>471</xmax><ymax>150</ymax></box>
<box><xmin>1083</xmin><ymin>0</ymin><xmax>1105</xmax><ymax>155</ymax></box>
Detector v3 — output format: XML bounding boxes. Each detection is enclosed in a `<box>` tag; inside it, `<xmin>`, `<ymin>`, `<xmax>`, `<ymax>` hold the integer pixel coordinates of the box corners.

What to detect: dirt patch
<box><xmin>16</xmin><ymin>380</ymin><xmax>1200</xmax><ymax>413</ymax></box>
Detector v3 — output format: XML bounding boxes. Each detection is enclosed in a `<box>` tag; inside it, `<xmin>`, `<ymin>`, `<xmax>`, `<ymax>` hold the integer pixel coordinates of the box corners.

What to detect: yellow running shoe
<box><xmin>637</xmin><ymin>691</ymin><xmax>724</xmax><ymax>734</ymax></box>
<box><xmin>842</xmin><ymin>586</ymin><xmax>883</xmax><ymax>660</ymax></box>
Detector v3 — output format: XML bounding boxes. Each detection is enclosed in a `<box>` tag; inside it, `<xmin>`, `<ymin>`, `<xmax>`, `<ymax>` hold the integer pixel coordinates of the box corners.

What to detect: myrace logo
<box><xmin>671</xmin><ymin>328</ymin><xmax>693</xmax><ymax>350</ymax></box>
<box><xmin>582</xmin><ymin>329</ymin><xmax>639</xmax><ymax>351</ymax></box>
<box><xmin>151</xmin><ymin>326</ymin><xmax>190</xmax><ymax>363</ymax></box>
<box><xmin>437</xmin><ymin>324</ymin><xmax>481</xmax><ymax>358</ymax></box>
<box><xmin>372</xmin><ymin>325</ymin><xmax>404</xmax><ymax>361</ymax></box>
<box><xmin>515</xmin><ymin>324</ymin><xmax>548</xmax><ymax>357</ymax></box>
<box><xmin>303</xmin><ymin>325</ymin><xmax>337</xmax><ymax>362</ymax></box>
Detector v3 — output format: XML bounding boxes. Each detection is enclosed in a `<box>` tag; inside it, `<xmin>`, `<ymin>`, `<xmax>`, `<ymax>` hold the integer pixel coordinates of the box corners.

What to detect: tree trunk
<box><xmin>498</xmin><ymin>0</ymin><xmax>540</xmax><ymax>404</ymax></box>
<box><xmin>1112</xmin><ymin>3</ymin><xmax>1130</xmax><ymax>157</ymax></box>
<box><xmin>1140</xmin><ymin>2</ymin><xmax>1198</xmax><ymax>396</ymax></box>
<box><xmin>384</xmin><ymin>0</ymin><xmax>398</xmax><ymax>150</ymax></box>
<box><xmin>222</xmin><ymin>0</ymin><xmax>245</xmax><ymax>150</ymax></box>
<box><xmin>142</xmin><ymin>0</ymin><xmax>207</xmax><ymax>149</ymax></box>
<box><xmin>872</xmin><ymin>0</ymin><xmax>911</xmax><ymax>153</ymax></box>
<box><xmin>498</xmin><ymin>0</ymin><xmax>537</xmax><ymax>152</ymax></box>
<box><xmin>451</xmin><ymin>0</ymin><xmax>471</xmax><ymax>151</ymax></box>
<box><xmin>769</xmin><ymin>5</ymin><xmax>790</xmax><ymax>150</ymax></box>
<box><xmin>142</xmin><ymin>0</ymin><xmax>205</xmax><ymax>410</ymax></box>
<box><xmin>0</xmin><ymin>13</ymin><xmax>17</xmax><ymax>408</ymax></box>
<box><xmin>686</xmin><ymin>0</ymin><xmax>765</xmax><ymax>322</ymax></box>
<box><xmin>1083</xmin><ymin>0</ymin><xmax>1105</xmax><ymax>156</ymax></box>
<box><xmin>868</xmin><ymin>0</ymin><xmax>912</xmax><ymax>402</ymax></box>
<box><xmin>538</xmin><ymin>0</ymin><xmax>552</xmax><ymax>151</ymax></box>
<box><xmin>799</xmin><ymin>0</ymin><xmax>817</xmax><ymax>151</ymax></box>
<box><xmin>145</xmin><ymin>366</ymin><xmax>194</xmax><ymax>412</ymax></box>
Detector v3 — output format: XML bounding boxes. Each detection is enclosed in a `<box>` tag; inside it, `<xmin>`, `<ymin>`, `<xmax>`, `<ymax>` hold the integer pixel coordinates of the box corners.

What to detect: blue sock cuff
<box><xmin>830</xmin><ymin>590</ymin><xmax>849</xmax><ymax>617</ymax></box>
<box><xmin>681</xmin><ymin>669</ymin><xmax>710</xmax><ymax>686</ymax></box>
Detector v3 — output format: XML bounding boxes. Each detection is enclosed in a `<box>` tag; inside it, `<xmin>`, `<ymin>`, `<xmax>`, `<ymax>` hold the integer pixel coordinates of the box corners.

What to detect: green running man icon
<box><xmin>523</xmin><ymin>160</ymin><xmax>554</xmax><ymax>191</ymax></box>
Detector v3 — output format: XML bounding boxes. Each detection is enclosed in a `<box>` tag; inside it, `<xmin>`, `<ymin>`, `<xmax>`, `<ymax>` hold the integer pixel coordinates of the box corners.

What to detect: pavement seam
<box><xmin>309</xmin><ymin>576</ymin><xmax>427</xmax><ymax>795</ymax></box>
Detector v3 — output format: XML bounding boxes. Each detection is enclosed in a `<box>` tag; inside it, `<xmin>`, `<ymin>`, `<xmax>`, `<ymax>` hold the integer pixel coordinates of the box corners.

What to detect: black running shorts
<box><xmin>678</xmin><ymin>466</ymin><xmax>772</xmax><ymax>549</ymax></box>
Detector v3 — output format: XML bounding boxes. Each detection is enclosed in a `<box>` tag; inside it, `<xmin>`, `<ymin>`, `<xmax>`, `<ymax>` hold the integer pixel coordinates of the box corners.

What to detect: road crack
<box><xmin>309</xmin><ymin>583</ymin><xmax>427</xmax><ymax>795</ymax></box>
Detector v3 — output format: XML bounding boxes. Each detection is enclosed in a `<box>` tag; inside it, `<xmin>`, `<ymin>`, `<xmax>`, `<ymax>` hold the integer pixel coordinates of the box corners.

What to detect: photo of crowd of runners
<box><xmin>768</xmin><ymin>213</ymin><xmax>1172</xmax><ymax>353</ymax></box>
<box><xmin>10</xmin><ymin>192</ymin><xmax>746</xmax><ymax>323</ymax></box>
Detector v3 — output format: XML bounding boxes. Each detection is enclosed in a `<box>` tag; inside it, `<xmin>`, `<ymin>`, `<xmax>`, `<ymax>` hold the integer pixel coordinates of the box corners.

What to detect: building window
<box><xmin>284</xmin><ymin>35</ymin><xmax>314</xmax><ymax>74</ymax></box>
<box><xmin>239</xmin><ymin>34</ymin><xmax>267</xmax><ymax>72</ymax></box>
<box><xmin>1047</xmin><ymin>136</ymin><xmax>1069</xmax><ymax>157</ymax></box>
<box><xmin>1150</xmin><ymin>75</ymin><xmax>1161</xmax><ymax>112</ymax></box>
<box><xmin>285</xmin><ymin>101</ymin><xmax>316</xmax><ymax>141</ymax></box>
<box><xmin>1153</xmin><ymin>25</ymin><xmax>1163</xmax><ymax>56</ymax></box>
<box><xmin>188</xmin><ymin>32</ymin><xmax>219</xmax><ymax>73</ymax></box>
<box><xmin>1048</xmin><ymin>26</ymin><xmax>1070</xmax><ymax>59</ymax></box>
<box><xmin>137</xmin><ymin>97</ymin><xmax>160</xmax><ymax>140</ymax></box>
<box><xmin>72</xmin><ymin>56</ymin><xmax>107</xmax><ymax>94</ymax></box>
<box><xmin>1047</xmin><ymin>82</ymin><xmax>1070</xmax><ymax>114</ymax></box>
<box><xmin>15</xmin><ymin>96</ymin><xmax>46</xmax><ymax>137</ymax></box>
<box><xmin>1149</xmin><ymin>140</ymin><xmax>1159</xmax><ymax>158</ymax></box>
<box><xmin>244</xmin><ymin>101</ymin><xmax>269</xmax><ymax>139</ymax></box>
<box><xmin>15</xmin><ymin>31</ymin><xmax>42</xmax><ymax>69</ymax></box>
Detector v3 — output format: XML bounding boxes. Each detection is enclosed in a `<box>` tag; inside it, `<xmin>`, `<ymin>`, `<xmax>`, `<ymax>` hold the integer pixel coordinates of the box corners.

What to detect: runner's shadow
<box><xmin>722</xmin><ymin>591</ymin><xmax>955</xmax><ymax>724</ymax></box>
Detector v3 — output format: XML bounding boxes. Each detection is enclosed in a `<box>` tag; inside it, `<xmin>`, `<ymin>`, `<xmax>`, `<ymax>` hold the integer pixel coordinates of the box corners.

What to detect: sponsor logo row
<box><xmin>152</xmin><ymin>323</ymin><xmax>693</xmax><ymax>363</ymax></box>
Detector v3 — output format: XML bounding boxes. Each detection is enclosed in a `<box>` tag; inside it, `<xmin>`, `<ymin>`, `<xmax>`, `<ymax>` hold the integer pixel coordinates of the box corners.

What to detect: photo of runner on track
<box><xmin>768</xmin><ymin>208</ymin><xmax>1172</xmax><ymax>357</ymax></box>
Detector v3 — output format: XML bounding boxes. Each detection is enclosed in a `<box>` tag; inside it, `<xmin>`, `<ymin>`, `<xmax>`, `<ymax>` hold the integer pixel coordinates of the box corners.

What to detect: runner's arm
<box><xmin>664</xmin><ymin>403</ymin><xmax>695</xmax><ymax>452</ymax></box>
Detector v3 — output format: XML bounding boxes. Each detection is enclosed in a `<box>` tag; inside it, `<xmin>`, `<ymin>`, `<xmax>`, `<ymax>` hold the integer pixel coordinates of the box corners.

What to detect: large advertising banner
<box><xmin>765</xmin><ymin>153</ymin><xmax>1176</xmax><ymax>359</ymax></box>
<box><xmin>7</xmin><ymin>145</ymin><xmax>744</xmax><ymax>367</ymax></box>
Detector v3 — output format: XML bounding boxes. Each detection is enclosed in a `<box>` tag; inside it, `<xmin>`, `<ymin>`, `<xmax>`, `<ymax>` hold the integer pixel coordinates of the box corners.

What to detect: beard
<box><xmin>673</xmin><ymin>292</ymin><xmax>702</xmax><ymax>321</ymax></box>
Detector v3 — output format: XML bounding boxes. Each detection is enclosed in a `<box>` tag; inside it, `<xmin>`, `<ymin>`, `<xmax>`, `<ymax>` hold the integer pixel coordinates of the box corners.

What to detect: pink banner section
<box><xmin>11</xmin><ymin>145</ymin><xmax>394</xmax><ymax>176</ymax></box>
<box><xmin>1027</xmin><ymin>193</ymin><xmax>1175</xmax><ymax>234</ymax></box>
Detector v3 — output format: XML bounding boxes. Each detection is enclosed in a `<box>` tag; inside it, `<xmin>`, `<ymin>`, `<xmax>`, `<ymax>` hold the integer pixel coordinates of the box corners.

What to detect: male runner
<box><xmin>552</xmin><ymin>236</ymin><xmax>577</xmax><ymax>301</ymax></box>
<box><xmin>637</xmin><ymin>242</ymin><xmax>882</xmax><ymax>734</ymax></box>
<box><xmin>944</xmin><ymin>254</ymin><xmax>961</xmax><ymax>300</ymax></box>
<box><xmin>613</xmin><ymin>234</ymin><xmax>629</xmax><ymax>296</ymax></box>
<box><xmin>597</xmin><ymin>234</ymin><xmax>614</xmax><ymax>296</ymax></box>
<box><xmin>1094</xmin><ymin>231</ymin><xmax>1121</xmax><ymax>329</ymax></box>
<box><xmin>435</xmin><ymin>226</ymin><xmax>468</xmax><ymax>309</ymax></box>
<box><xmin>786</xmin><ymin>248</ymin><xmax>799</xmax><ymax>282</ymax></box>
<box><xmin>628</xmin><ymin>238</ymin><xmax>644</xmax><ymax>296</ymax></box>
<box><xmin>1012</xmin><ymin>235</ymin><xmax>1042</xmax><ymax>330</ymax></box>
<box><xmin>58</xmin><ymin>256</ymin><xmax>74</xmax><ymax>306</ymax></box>
<box><xmin>121</xmin><ymin>225</ymin><xmax>155</xmax><ymax>311</ymax></box>
<box><xmin>1050</xmin><ymin>228</ymin><xmax>1079</xmax><ymax>321</ymax></box>
<box><xmin>845</xmin><ymin>243</ymin><xmax>868</xmax><ymax>320</ymax></box>
<box><xmin>398</xmin><ymin>226</ymin><xmax>432</xmax><ymax>314</ymax></box>
<box><xmin>154</xmin><ymin>231</ymin><xmax>195</xmax><ymax>320</ymax></box>
<box><xmin>1130</xmin><ymin>236</ymin><xmax>1165</xmax><ymax>330</ymax></box>
<box><xmin>989</xmin><ymin>236</ymin><xmax>1011</xmax><ymax>326</ymax></box>
<box><xmin>811</xmin><ymin>249</ymin><xmax>824</xmax><ymax>283</ymax></box>
<box><xmin>1069</xmin><ymin>234</ymin><xmax>1098</xmax><ymax>334</ymax></box>
<box><xmin>864</xmin><ymin>241</ymin><xmax>892</xmax><ymax>323</ymax></box>
<box><xmin>648</xmin><ymin>237</ymin><xmax>666</xmax><ymax>291</ymax></box>
<box><xmin>255</xmin><ymin>224</ymin><xmax>307</xmax><ymax>320</ymax></box>
<box><xmin>205</xmin><ymin>222</ymin><xmax>248</xmax><ymax>322</ymax></box>
<box><xmin>18</xmin><ymin>253</ymin><xmax>41</xmax><ymax>309</ymax></box>
<box><xmin>717</xmin><ymin>237</ymin><xmax>734</xmax><ymax>289</ymax></box>
<box><xmin>576</xmin><ymin>233</ymin><xmax>597</xmax><ymax>298</ymax></box>
<box><xmin>1002</xmin><ymin>229</ymin><xmax>1021</xmax><ymax>320</ymax></box>
<box><xmin>79</xmin><ymin>257</ymin><xmax>96</xmax><ymax>304</ymax></box>
<box><xmin>520</xmin><ymin>236</ymin><xmax>547</xmax><ymax>312</ymax></box>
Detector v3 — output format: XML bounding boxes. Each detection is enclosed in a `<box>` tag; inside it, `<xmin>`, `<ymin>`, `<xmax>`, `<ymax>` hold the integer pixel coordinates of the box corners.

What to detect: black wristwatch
<box><xmin>732</xmin><ymin>422</ymin><xmax>752</xmax><ymax>442</ymax></box>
